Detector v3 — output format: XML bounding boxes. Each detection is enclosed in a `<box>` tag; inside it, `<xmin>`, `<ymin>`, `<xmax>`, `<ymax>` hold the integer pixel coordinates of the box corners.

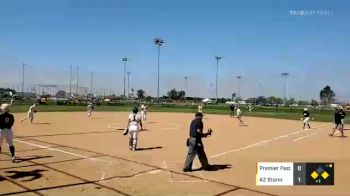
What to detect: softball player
<box><xmin>236</xmin><ymin>107</ymin><xmax>245</xmax><ymax>126</ymax></box>
<box><xmin>330</xmin><ymin>107</ymin><xmax>344</xmax><ymax>137</ymax></box>
<box><xmin>198</xmin><ymin>104</ymin><xmax>203</xmax><ymax>114</ymax></box>
<box><xmin>0</xmin><ymin>104</ymin><xmax>16</xmax><ymax>162</ymax></box>
<box><xmin>339</xmin><ymin>107</ymin><xmax>346</xmax><ymax>130</ymax></box>
<box><xmin>140</xmin><ymin>103</ymin><xmax>147</xmax><ymax>123</ymax></box>
<box><xmin>125</xmin><ymin>107</ymin><xmax>142</xmax><ymax>151</ymax></box>
<box><xmin>20</xmin><ymin>103</ymin><xmax>37</xmax><ymax>123</ymax></box>
<box><xmin>87</xmin><ymin>102</ymin><xmax>93</xmax><ymax>118</ymax></box>
<box><xmin>302</xmin><ymin>108</ymin><xmax>311</xmax><ymax>129</ymax></box>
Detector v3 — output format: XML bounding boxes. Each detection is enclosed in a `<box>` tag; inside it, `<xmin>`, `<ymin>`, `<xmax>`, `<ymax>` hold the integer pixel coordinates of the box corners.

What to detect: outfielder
<box><xmin>20</xmin><ymin>103</ymin><xmax>37</xmax><ymax>123</ymax></box>
<box><xmin>0</xmin><ymin>103</ymin><xmax>16</xmax><ymax>162</ymax></box>
<box><xmin>124</xmin><ymin>107</ymin><xmax>143</xmax><ymax>151</ymax></box>
<box><xmin>302</xmin><ymin>108</ymin><xmax>311</xmax><ymax>129</ymax></box>
<box><xmin>236</xmin><ymin>107</ymin><xmax>245</xmax><ymax>126</ymax></box>
<box><xmin>198</xmin><ymin>104</ymin><xmax>203</xmax><ymax>114</ymax></box>
<box><xmin>140</xmin><ymin>103</ymin><xmax>147</xmax><ymax>123</ymax></box>
<box><xmin>87</xmin><ymin>102</ymin><xmax>94</xmax><ymax>118</ymax></box>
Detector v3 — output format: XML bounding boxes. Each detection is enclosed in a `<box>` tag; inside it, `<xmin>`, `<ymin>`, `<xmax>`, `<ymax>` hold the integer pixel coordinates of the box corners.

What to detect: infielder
<box><xmin>87</xmin><ymin>102</ymin><xmax>94</xmax><ymax>118</ymax></box>
<box><xmin>20</xmin><ymin>103</ymin><xmax>37</xmax><ymax>123</ymax></box>
<box><xmin>236</xmin><ymin>107</ymin><xmax>245</xmax><ymax>126</ymax></box>
<box><xmin>140</xmin><ymin>103</ymin><xmax>147</xmax><ymax>123</ymax></box>
<box><xmin>302</xmin><ymin>108</ymin><xmax>311</xmax><ymax>129</ymax></box>
<box><xmin>198</xmin><ymin>103</ymin><xmax>203</xmax><ymax>114</ymax></box>
<box><xmin>330</xmin><ymin>107</ymin><xmax>345</xmax><ymax>137</ymax></box>
<box><xmin>124</xmin><ymin>107</ymin><xmax>142</xmax><ymax>151</ymax></box>
<box><xmin>0</xmin><ymin>103</ymin><xmax>16</xmax><ymax>162</ymax></box>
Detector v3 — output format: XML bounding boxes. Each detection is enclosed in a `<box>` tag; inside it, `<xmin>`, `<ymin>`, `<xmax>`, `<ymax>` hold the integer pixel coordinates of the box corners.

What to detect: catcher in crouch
<box><xmin>20</xmin><ymin>103</ymin><xmax>38</xmax><ymax>123</ymax></box>
<box><xmin>123</xmin><ymin>107</ymin><xmax>143</xmax><ymax>151</ymax></box>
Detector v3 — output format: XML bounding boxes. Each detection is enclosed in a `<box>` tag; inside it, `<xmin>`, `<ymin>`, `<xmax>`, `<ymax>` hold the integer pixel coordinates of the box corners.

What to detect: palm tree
<box><xmin>320</xmin><ymin>85</ymin><xmax>335</xmax><ymax>105</ymax></box>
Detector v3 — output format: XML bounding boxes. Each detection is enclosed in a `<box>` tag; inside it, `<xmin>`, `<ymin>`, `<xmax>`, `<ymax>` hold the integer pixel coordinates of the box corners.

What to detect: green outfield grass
<box><xmin>5</xmin><ymin>103</ymin><xmax>346</xmax><ymax>124</ymax></box>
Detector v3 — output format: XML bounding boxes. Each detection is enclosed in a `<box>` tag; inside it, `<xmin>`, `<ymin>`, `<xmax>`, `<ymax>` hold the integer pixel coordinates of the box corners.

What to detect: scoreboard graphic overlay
<box><xmin>256</xmin><ymin>162</ymin><xmax>334</xmax><ymax>186</ymax></box>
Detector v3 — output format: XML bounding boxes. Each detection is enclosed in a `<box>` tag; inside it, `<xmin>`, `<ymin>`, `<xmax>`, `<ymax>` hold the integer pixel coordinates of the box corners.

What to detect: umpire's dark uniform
<box><xmin>183</xmin><ymin>112</ymin><xmax>211</xmax><ymax>172</ymax></box>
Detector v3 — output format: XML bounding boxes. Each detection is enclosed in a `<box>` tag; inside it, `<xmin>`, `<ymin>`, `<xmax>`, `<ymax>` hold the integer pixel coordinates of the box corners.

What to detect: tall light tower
<box><xmin>121</xmin><ymin>57</ymin><xmax>131</xmax><ymax>99</ymax></box>
<box><xmin>281</xmin><ymin>72</ymin><xmax>289</xmax><ymax>105</ymax></box>
<box><xmin>214</xmin><ymin>56</ymin><xmax>222</xmax><ymax>103</ymax></box>
<box><xmin>90</xmin><ymin>71</ymin><xmax>94</xmax><ymax>95</ymax></box>
<box><xmin>236</xmin><ymin>75</ymin><xmax>242</xmax><ymax>101</ymax></box>
<box><xmin>22</xmin><ymin>63</ymin><xmax>25</xmax><ymax>94</ymax></box>
<box><xmin>76</xmin><ymin>66</ymin><xmax>79</xmax><ymax>97</ymax></box>
<box><xmin>127</xmin><ymin>72</ymin><xmax>131</xmax><ymax>97</ymax></box>
<box><xmin>154</xmin><ymin>37</ymin><xmax>164</xmax><ymax>102</ymax></box>
<box><xmin>185</xmin><ymin>76</ymin><xmax>188</xmax><ymax>99</ymax></box>
<box><xmin>69</xmin><ymin>65</ymin><xmax>72</xmax><ymax>97</ymax></box>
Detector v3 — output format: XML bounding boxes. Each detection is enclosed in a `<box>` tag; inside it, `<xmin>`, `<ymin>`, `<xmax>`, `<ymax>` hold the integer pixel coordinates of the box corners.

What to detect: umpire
<box><xmin>0</xmin><ymin>104</ymin><xmax>16</xmax><ymax>162</ymax></box>
<box><xmin>183</xmin><ymin>112</ymin><xmax>212</xmax><ymax>172</ymax></box>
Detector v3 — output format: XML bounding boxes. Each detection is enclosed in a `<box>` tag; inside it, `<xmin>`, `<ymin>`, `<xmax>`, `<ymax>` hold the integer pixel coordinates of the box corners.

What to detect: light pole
<box><xmin>214</xmin><ymin>56</ymin><xmax>222</xmax><ymax>103</ymax></box>
<box><xmin>76</xmin><ymin>66</ymin><xmax>79</xmax><ymax>97</ymax></box>
<box><xmin>22</xmin><ymin>63</ymin><xmax>25</xmax><ymax>94</ymax></box>
<box><xmin>122</xmin><ymin>57</ymin><xmax>131</xmax><ymax>99</ymax></box>
<box><xmin>154</xmin><ymin>37</ymin><xmax>164</xmax><ymax>102</ymax></box>
<box><xmin>90</xmin><ymin>71</ymin><xmax>93</xmax><ymax>95</ymax></box>
<box><xmin>236</xmin><ymin>76</ymin><xmax>241</xmax><ymax>101</ymax></box>
<box><xmin>281</xmin><ymin>72</ymin><xmax>289</xmax><ymax>105</ymax></box>
<box><xmin>127</xmin><ymin>72</ymin><xmax>131</xmax><ymax>97</ymax></box>
<box><xmin>69</xmin><ymin>65</ymin><xmax>72</xmax><ymax>97</ymax></box>
<box><xmin>185</xmin><ymin>76</ymin><xmax>188</xmax><ymax>99</ymax></box>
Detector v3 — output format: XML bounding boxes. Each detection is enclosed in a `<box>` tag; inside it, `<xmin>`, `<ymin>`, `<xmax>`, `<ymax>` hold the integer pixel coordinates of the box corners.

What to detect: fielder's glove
<box><xmin>123</xmin><ymin>128</ymin><xmax>129</xmax><ymax>135</ymax></box>
<box><xmin>207</xmin><ymin>128</ymin><xmax>213</xmax><ymax>136</ymax></box>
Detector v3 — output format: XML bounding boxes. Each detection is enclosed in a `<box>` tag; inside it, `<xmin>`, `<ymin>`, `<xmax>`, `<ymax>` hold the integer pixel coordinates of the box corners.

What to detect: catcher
<box><xmin>183</xmin><ymin>112</ymin><xmax>213</xmax><ymax>172</ymax></box>
<box><xmin>123</xmin><ymin>107</ymin><xmax>142</xmax><ymax>151</ymax></box>
<box><xmin>20</xmin><ymin>103</ymin><xmax>37</xmax><ymax>124</ymax></box>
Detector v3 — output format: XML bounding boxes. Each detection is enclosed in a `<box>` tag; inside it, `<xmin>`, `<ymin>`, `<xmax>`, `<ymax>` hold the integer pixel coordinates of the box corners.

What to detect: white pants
<box><xmin>27</xmin><ymin>111</ymin><xmax>34</xmax><ymax>122</ymax></box>
<box><xmin>0</xmin><ymin>128</ymin><xmax>13</xmax><ymax>147</ymax></box>
<box><xmin>87</xmin><ymin>110</ymin><xmax>92</xmax><ymax>117</ymax></box>
<box><xmin>141</xmin><ymin>111</ymin><xmax>147</xmax><ymax>122</ymax></box>
<box><xmin>129</xmin><ymin>130</ymin><xmax>138</xmax><ymax>149</ymax></box>
<box><xmin>303</xmin><ymin>117</ymin><xmax>310</xmax><ymax>124</ymax></box>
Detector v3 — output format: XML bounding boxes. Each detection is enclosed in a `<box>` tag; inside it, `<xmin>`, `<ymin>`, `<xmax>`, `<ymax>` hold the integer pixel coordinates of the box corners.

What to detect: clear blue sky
<box><xmin>0</xmin><ymin>0</ymin><xmax>349</xmax><ymax>101</ymax></box>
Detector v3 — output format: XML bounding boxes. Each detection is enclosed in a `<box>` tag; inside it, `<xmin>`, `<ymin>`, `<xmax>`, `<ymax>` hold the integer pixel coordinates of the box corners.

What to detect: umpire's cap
<box><xmin>132</xmin><ymin>107</ymin><xmax>139</xmax><ymax>113</ymax></box>
<box><xmin>195</xmin><ymin>112</ymin><xmax>204</xmax><ymax>117</ymax></box>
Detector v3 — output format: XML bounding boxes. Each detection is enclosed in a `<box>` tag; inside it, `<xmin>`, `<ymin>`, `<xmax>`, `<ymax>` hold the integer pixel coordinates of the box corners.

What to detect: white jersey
<box><xmin>87</xmin><ymin>104</ymin><xmax>93</xmax><ymax>110</ymax></box>
<box><xmin>237</xmin><ymin>108</ymin><xmax>242</xmax><ymax>116</ymax></box>
<box><xmin>141</xmin><ymin>105</ymin><xmax>147</xmax><ymax>112</ymax></box>
<box><xmin>128</xmin><ymin>113</ymin><xmax>141</xmax><ymax>131</ymax></box>
<box><xmin>28</xmin><ymin>105</ymin><xmax>36</xmax><ymax>113</ymax></box>
<box><xmin>198</xmin><ymin>105</ymin><xmax>203</xmax><ymax>113</ymax></box>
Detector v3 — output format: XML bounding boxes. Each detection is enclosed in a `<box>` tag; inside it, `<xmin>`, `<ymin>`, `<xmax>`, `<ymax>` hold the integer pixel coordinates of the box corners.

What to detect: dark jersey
<box><xmin>303</xmin><ymin>111</ymin><xmax>310</xmax><ymax>117</ymax></box>
<box><xmin>230</xmin><ymin>105</ymin><xmax>235</xmax><ymax>111</ymax></box>
<box><xmin>339</xmin><ymin>111</ymin><xmax>346</xmax><ymax>119</ymax></box>
<box><xmin>189</xmin><ymin>118</ymin><xmax>203</xmax><ymax>141</ymax></box>
<box><xmin>335</xmin><ymin>111</ymin><xmax>342</xmax><ymax>124</ymax></box>
<box><xmin>0</xmin><ymin>112</ymin><xmax>14</xmax><ymax>129</ymax></box>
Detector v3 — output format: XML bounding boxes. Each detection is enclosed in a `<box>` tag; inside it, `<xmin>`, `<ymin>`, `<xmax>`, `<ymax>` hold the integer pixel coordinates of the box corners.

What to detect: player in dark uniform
<box><xmin>183</xmin><ymin>112</ymin><xmax>213</xmax><ymax>172</ymax></box>
<box><xmin>339</xmin><ymin>108</ymin><xmax>346</xmax><ymax>131</ymax></box>
<box><xmin>229</xmin><ymin>104</ymin><xmax>235</xmax><ymax>117</ymax></box>
<box><xmin>329</xmin><ymin>108</ymin><xmax>344</xmax><ymax>137</ymax></box>
<box><xmin>0</xmin><ymin>104</ymin><xmax>16</xmax><ymax>162</ymax></box>
<box><xmin>302</xmin><ymin>108</ymin><xmax>311</xmax><ymax>129</ymax></box>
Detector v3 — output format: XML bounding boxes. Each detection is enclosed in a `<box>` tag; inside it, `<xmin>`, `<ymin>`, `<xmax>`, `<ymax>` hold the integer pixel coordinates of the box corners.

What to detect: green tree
<box><xmin>167</xmin><ymin>89</ymin><xmax>178</xmax><ymax>100</ymax></box>
<box><xmin>320</xmin><ymin>85</ymin><xmax>335</xmax><ymax>105</ymax></box>
<box><xmin>137</xmin><ymin>89</ymin><xmax>145</xmax><ymax>100</ymax></box>
<box><xmin>178</xmin><ymin>90</ymin><xmax>186</xmax><ymax>99</ymax></box>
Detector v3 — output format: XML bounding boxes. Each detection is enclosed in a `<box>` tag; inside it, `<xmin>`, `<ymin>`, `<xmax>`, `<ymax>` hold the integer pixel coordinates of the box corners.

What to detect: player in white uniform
<box><xmin>125</xmin><ymin>107</ymin><xmax>142</xmax><ymax>151</ymax></box>
<box><xmin>140</xmin><ymin>103</ymin><xmax>147</xmax><ymax>123</ymax></box>
<box><xmin>236</xmin><ymin>108</ymin><xmax>245</xmax><ymax>126</ymax></box>
<box><xmin>20</xmin><ymin>103</ymin><xmax>37</xmax><ymax>123</ymax></box>
<box><xmin>87</xmin><ymin>103</ymin><xmax>93</xmax><ymax>118</ymax></box>
<box><xmin>198</xmin><ymin>104</ymin><xmax>203</xmax><ymax>114</ymax></box>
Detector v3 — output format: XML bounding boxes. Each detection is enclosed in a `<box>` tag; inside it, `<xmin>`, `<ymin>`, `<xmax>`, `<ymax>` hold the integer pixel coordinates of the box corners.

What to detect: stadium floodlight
<box><xmin>22</xmin><ymin>63</ymin><xmax>25</xmax><ymax>94</ymax></box>
<box><xmin>214</xmin><ymin>56</ymin><xmax>222</xmax><ymax>103</ymax></box>
<box><xmin>236</xmin><ymin>75</ymin><xmax>242</xmax><ymax>101</ymax></box>
<box><xmin>122</xmin><ymin>57</ymin><xmax>131</xmax><ymax>99</ymax></box>
<box><xmin>76</xmin><ymin>66</ymin><xmax>79</xmax><ymax>97</ymax></box>
<box><xmin>127</xmin><ymin>72</ymin><xmax>131</xmax><ymax>97</ymax></box>
<box><xmin>281</xmin><ymin>72</ymin><xmax>290</xmax><ymax>105</ymax></box>
<box><xmin>185</xmin><ymin>76</ymin><xmax>188</xmax><ymax>99</ymax></box>
<box><xmin>154</xmin><ymin>37</ymin><xmax>164</xmax><ymax>102</ymax></box>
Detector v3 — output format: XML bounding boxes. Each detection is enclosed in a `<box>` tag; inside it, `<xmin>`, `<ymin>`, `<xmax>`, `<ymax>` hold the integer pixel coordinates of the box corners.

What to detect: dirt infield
<box><xmin>0</xmin><ymin>112</ymin><xmax>349</xmax><ymax>196</ymax></box>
